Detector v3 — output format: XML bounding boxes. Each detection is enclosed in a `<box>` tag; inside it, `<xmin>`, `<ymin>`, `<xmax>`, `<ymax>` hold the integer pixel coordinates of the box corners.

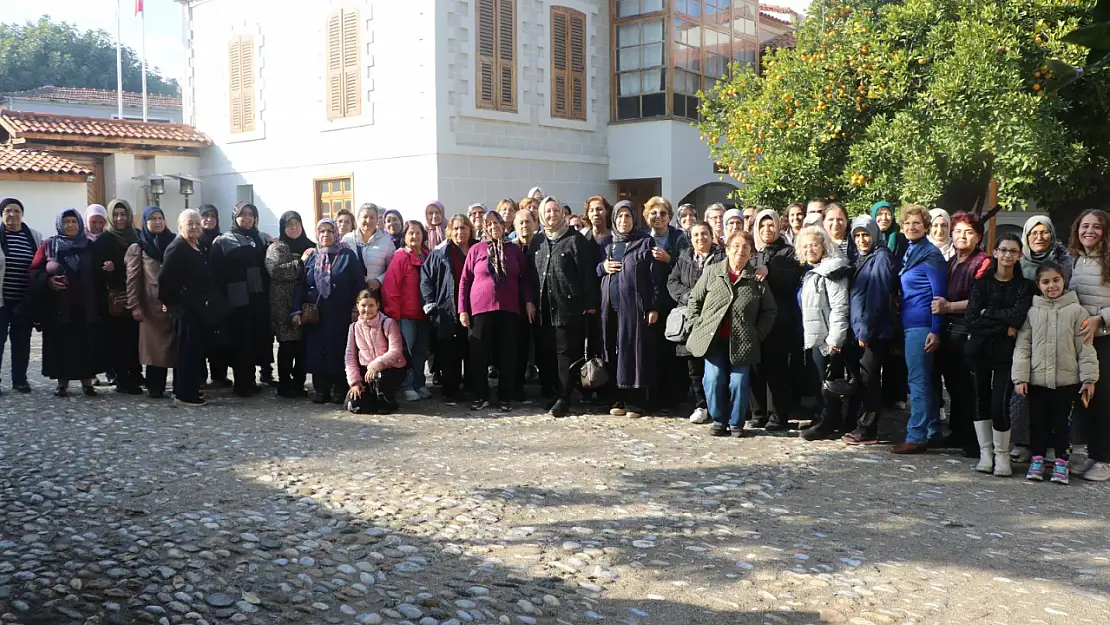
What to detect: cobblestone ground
<box><xmin>2</xmin><ymin>351</ymin><xmax>1109</xmax><ymax>624</ymax></box>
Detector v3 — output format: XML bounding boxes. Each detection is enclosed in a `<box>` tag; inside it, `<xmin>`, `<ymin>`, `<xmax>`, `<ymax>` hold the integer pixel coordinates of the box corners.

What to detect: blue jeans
<box><xmin>904</xmin><ymin>327</ymin><xmax>940</xmax><ymax>444</ymax></box>
<box><xmin>0</xmin><ymin>305</ymin><xmax>32</xmax><ymax>386</ymax></box>
<box><xmin>702</xmin><ymin>344</ymin><xmax>752</xmax><ymax>428</ymax></box>
<box><xmin>399</xmin><ymin>319</ymin><xmax>430</xmax><ymax>392</ymax></box>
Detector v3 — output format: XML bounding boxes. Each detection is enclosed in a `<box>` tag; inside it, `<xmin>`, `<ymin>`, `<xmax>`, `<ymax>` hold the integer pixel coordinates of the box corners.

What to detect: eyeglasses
<box><xmin>1028</xmin><ymin>230</ymin><xmax>1052</xmax><ymax>239</ymax></box>
<box><xmin>995</xmin><ymin>248</ymin><xmax>1021</xmax><ymax>257</ymax></box>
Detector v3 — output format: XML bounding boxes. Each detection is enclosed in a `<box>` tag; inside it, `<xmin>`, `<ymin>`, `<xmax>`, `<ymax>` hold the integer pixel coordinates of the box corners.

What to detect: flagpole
<box><xmin>116</xmin><ymin>0</ymin><xmax>123</xmax><ymax>119</ymax></box>
<box><xmin>141</xmin><ymin>1</ymin><xmax>148</xmax><ymax>122</ymax></box>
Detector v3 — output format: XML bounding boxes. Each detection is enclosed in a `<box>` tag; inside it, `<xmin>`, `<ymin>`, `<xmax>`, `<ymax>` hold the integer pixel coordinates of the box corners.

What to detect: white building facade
<box><xmin>178</xmin><ymin>0</ymin><xmax>769</xmax><ymax>230</ymax></box>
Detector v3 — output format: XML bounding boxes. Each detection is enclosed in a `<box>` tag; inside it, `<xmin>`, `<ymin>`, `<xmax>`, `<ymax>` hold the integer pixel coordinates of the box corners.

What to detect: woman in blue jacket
<box><xmin>844</xmin><ymin>216</ymin><xmax>898</xmax><ymax>445</ymax></box>
<box><xmin>893</xmin><ymin>205</ymin><xmax>948</xmax><ymax>454</ymax></box>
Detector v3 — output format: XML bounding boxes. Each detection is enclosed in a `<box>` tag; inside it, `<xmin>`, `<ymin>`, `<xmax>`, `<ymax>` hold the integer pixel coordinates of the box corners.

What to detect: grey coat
<box><xmin>265</xmin><ymin>241</ymin><xmax>303</xmax><ymax>342</ymax></box>
<box><xmin>685</xmin><ymin>261</ymin><xmax>777</xmax><ymax>366</ymax></box>
<box><xmin>800</xmin><ymin>255</ymin><xmax>851</xmax><ymax>355</ymax></box>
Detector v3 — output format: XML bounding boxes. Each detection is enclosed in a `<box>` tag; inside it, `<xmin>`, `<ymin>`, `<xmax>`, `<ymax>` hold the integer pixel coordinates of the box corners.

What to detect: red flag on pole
<box><xmin>135</xmin><ymin>0</ymin><xmax>143</xmax><ymax>15</ymax></box>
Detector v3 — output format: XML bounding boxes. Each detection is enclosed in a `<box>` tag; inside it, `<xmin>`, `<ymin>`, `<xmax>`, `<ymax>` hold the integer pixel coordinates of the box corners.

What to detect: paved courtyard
<box><xmin>2</xmin><ymin>352</ymin><xmax>1109</xmax><ymax>625</ymax></box>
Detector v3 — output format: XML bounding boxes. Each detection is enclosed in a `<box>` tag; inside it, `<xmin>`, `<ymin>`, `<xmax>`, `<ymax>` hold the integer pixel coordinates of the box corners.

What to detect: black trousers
<box><xmin>972</xmin><ymin>335</ymin><xmax>1015</xmax><ymax>431</ymax></box>
<box><xmin>207</xmin><ymin>345</ymin><xmax>230</xmax><ymax>383</ymax></box>
<box><xmin>1029</xmin><ymin>384</ymin><xmax>1077</xmax><ymax>459</ymax></box>
<box><xmin>437</xmin><ymin>329</ymin><xmax>468</xmax><ymax>400</ymax></box>
<box><xmin>277</xmin><ymin>340</ymin><xmax>306</xmax><ymax>393</ymax></box>
<box><xmin>881</xmin><ymin>343</ymin><xmax>908</xmax><ymax>405</ymax></box>
<box><xmin>812</xmin><ymin>348</ymin><xmax>859</xmax><ymax>429</ymax></box>
<box><xmin>347</xmin><ymin>366</ymin><xmax>405</xmax><ymax>413</ymax></box>
<box><xmin>752</xmin><ymin>330</ymin><xmax>796</xmax><ymax>419</ymax></box>
<box><xmin>468</xmin><ymin>311</ymin><xmax>519</xmax><ymax>401</ymax></box>
<box><xmin>687</xmin><ymin>357</ymin><xmax>707</xmax><ymax>409</ymax></box>
<box><xmin>1080</xmin><ymin>336</ymin><xmax>1110</xmax><ymax>462</ymax></box>
<box><xmin>513</xmin><ymin>318</ymin><xmax>532</xmax><ymax>398</ymax></box>
<box><xmin>105</xmin><ymin>316</ymin><xmax>142</xmax><ymax>387</ymax></box>
<box><xmin>537</xmin><ymin>319</ymin><xmax>585</xmax><ymax>403</ymax></box>
<box><xmin>935</xmin><ymin>346</ymin><xmax>975</xmax><ymax>442</ymax></box>
<box><xmin>651</xmin><ymin>321</ymin><xmax>679</xmax><ymax>407</ymax></box>
<box><xmin>146</xmin><ymin>365</ymin><xmax>168</xmax><ymax>395</ymax></box>
<box><xmin>846</xmin><ymin>339</ymin><xmax>889</xmax><ymax>436</ymax></box>
<box><xmin>173</xmin><ymin>317</ymin><xmax>205</xmax><ymax>403</ymax></box>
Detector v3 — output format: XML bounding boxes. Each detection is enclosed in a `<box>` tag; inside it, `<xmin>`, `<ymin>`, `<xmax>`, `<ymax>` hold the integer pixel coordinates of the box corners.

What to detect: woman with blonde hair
<box><xmin>421</xmin><ymin>213</ymin><xmax>474</xmax><ymax>401</ymax></box>
<box><xmin>642</xmin><ymin>195</ymin><xmax>689</xmax><ymax>408</ymax></box>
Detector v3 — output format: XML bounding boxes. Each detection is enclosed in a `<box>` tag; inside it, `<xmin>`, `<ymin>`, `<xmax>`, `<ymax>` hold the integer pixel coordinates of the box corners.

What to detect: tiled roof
<box><xmin>0</xmin><ymin>147</ymin><xmax>92</xmax><ymax>176</ymax></box>
<box><xmin>0</xmin><ymin>110</ymin><xmax>210</xmax><ymax>147</ymax></box>
<box><xmin>760</xmin><ymin>11</ymin><xmax>794</xmax><ymax>27</ymax></box>
<box><xmin>761</xmin><ymin>31</ymin><xmax>798</xmax><ymax>51</ymax></box>
<box><xmin>3</xmin><ymin>86</ymin><xmax>181</xmax><ymax>110</ymax></box>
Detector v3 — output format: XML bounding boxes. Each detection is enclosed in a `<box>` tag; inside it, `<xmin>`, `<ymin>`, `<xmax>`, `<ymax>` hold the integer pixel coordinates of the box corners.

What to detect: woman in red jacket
<box><xmin>382</xmin><ymin>220</ymin><xmax>429</xmax><ymax>401</ymax></box>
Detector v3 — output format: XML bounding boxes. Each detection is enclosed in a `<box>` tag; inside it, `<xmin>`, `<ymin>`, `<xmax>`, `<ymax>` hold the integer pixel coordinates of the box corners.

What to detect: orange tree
<box><xmin>698</xmin><ymin>0</ymin><xmax>1110</xmax><ymax>213</ymax></box>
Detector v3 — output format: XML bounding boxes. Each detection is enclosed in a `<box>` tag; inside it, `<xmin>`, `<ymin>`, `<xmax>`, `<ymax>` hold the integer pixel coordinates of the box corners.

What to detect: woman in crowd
<box><xmin>518</xmin><ymin>197</ymin><xmax>537</xmax><ymax>218</ymax></box>
<box><xmin>196</xmin><ymin>204</ymin><xmax>229</xmax><ymax>386</ymax></box>
<box><xmin>533</xmin><ymin>196</ymin><xmax>598</xmax><ymax>417</ymax></box>
<box><xmin>844</xmin><ymin>215</ymin><xmax>898</xmax><ymax>445</ymax></box>
<box><xmin>598</xmin><ymin>201</ymin><xmax>664</xmax><ymax>418</ymax></box>
<box><xmin>210</xmin><ymin>202</ymin><xmax>271</xmax><ymax>397</ymax></box>
<box><xmin>750</xmin><ymin>208</ymin><xmax>804</xmax><ymax>430</ymax></box>
<box><xmin>965</xmin><ymin>233</ymin><xmax>1034</xmax><ymax>476</ymax></box>
<box><xmin>583</xmin><ymin>196</ymin><xmax>612</xmax><ymax>251</ymax></box>
<box><xmin>782</xmin><ymin>202</ymin><xmax>805</xmax><ymax>246</ymax></box>
<box><xmin>333</xmin><ymin>208</ymin><xmax>355</xmax><ymax>239</ymax></box>
<box><xmin>893</xmin><ymin>205</ymin><xmax>948</xmax><ymax>454</ymax></box>
<box><xmin>495</xmin><ymin>199</ymin><xmax>517</xmax><ymax>235</ymax></box>
<box><xmin>85</xmin><ymin>205</ymin><xmax>107</xmax><ymax>241</ymax></box>
<box><xmin>870</xmin><ymin>201</ymin><xmax>908</xmax><ymax>409</ymax></box>
<box><xmin>468</xmin><ymin>204</ymin><xmax>488</xmax><ymax>239</ymax></box>
<box><xmin>685</xmin><ymin>231</ymin><xmax>777</xmax><ymax>436</ymax></box>
<box><xmin>704</xmin><ymin>203</ymin><xmax>726</xmax><ymax>242</ymax></box>
<box><xmin>344</xmin><ymin>203</ymin><xmax>394</xmax><ymax>289</ymax></box>
<box><xmin>383</xmin><ymin>221</ymin><xmax>431</xmax><ymax>401</ymax></box>
<box><xmin>871</xmin><ymin>201</ymin><xmax>908</xmax><ymax>262</ymax></box>
<box><xmin>266</xmin><ymin>211</ymin><xmax>315</xmax><ymax>398</ymax></box>
<box><xmin>1068</xmin><ymin>209</ymin><xmax>1110</xmax><ymax>481</ymax></box>
<box><xmin>0</xmin><ymin>198</ymin><xmax>42</xmax><ymax>394</ymax></box>
<box><xmin>294</xmin><ymin>218</ymin><xmax>364</xmax><ymax>404</ymax></box>
<box><xmin>157</xmin><ymin>209</ymin><xmax>217</xmax><ymax>406</ymax></box>
<box><xmin>528</xmin><ymin>187</ymin><xmax>545</xmax><ymax>203</ymax></box>
<box><xmin>422</xmin><ymin>214</ymin><xmax>473</xmax><ymax>402</ymax></box>
<box><xmin>676</xmin><ymin>203</ymin><xmax>698</xmax><ymax>236</ymax></box>
<box><xmin>345</xmin><ymin>289</ymin><xmax>407</xmax><ymax>413</ymax></box>
<box><xmin>512</xmin><ymin>207</ymin><xmax>542</xmax><ymax>399</ymax></box>
<box><xmin>459</xmin><ymin>211</ymin><xmax>534</xmax><ymax>411</ymax></box>
<box><xmin>823</xmin><ymin>202</ymin><xmax>855</xmax><ymax>262</ymax></box>
<box><xmin>383</xmin><ymin>209</ymin><xmax>405</xmax><ymax>249</ymax></box>
<box><xmin>642</xmin><ymin>196</ymin><xmax>688</xmax><ymax>408</ymax></box>
<box><xmin>928</xmin><ymin>209</ymin><xmax>954</xmax><ymax>261</ymax></box>
<box><xmin>199</xmin><ymin>204</ymin><xmax>221</xmax><ymax>253</ymax></box>
<box><xmin>1013</xmin><ymin>262</ymin><xmax>1098</xmax><ymax>485</ymax></box>
<box><xmin>931</xmin><ymin>212</ymin><xmax>992</xmax><ymax>454</ymax></box>
<box><xmin>93</xmin><ymin>199</ymin><xmax>143</xmax><ymax>394</ymax></box>
<box><xmin>669</xmin><ymin>222</ymin><xmax>724</xmax><ymax>424</ymax></box>
<box><xmin>125</xmin><ymin>206</ymin><xmax>178</xmax><ymax>399</ymax></box>
<box><xmin>424</xmin><ymin>201</ymin><xmax>445</xmax><ymax>249</ymax></box>
<box><xmin>30</xmin><ymin>208</ymin><xmax>100</xmax><ymax>397</ymax></box>
<box><xmin>723</xmin><ymin>209</ymin><xmax>745</xmax><ymax>241</ymax></box>
<box><xmin>796</xmin><ymin>226</ymin><xmax>852</xmax><ymax>441</ymax></box>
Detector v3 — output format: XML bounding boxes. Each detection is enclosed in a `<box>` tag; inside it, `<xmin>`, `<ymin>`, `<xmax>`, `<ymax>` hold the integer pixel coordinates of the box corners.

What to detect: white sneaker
<box><xmin>416</xmin><ymin>387</ymin><xmax>432</xmax><ymax>400</ymax></box>
<box><xmin>1082</xmin><ymin>462</ymin><xmax>1110</xmax><ymax>482</ymax></box>
<box><xmin>1073</xmin><ymin>456</ymin><xmax>1096</xmax><ymax>474</ymax></box>
<box><xmin>689</xmin><ymin>407</ymin><xmax>710</xmax><ymax>424</ymax></box>
<box><xmin>939</xmin><ymin>407</ymin><xmax>948</xmax><ymax>424</ymax></box>
<box><xmin>402</xmin><ymin>390</ymin><xmax>421</xmax><ymax>402</ymax></box>
<box><xmin>1010</xmin><ymin>446</ymin><xmax>1031</xmax><ymax>464</ymax></box>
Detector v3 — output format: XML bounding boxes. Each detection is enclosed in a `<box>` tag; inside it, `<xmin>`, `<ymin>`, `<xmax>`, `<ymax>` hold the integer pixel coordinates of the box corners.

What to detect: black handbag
<box><xmin>197</xmin><ymin>291</ymin><xmax>231</xmax><ymax>328</ymax></box>
<box><xmin>940</xmin><ymin>315</ymin><xmax>970</xmax><ymax>351</ymax></box>
<box><xmin>822</xmin><ymin>352</ymin><xmax>857</xmax><ymax>397</ymax></box>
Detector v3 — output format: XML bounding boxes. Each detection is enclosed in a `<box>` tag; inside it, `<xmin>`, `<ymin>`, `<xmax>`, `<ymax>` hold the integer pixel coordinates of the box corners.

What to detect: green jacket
<box><xmin>685</xmin><ymin>261</ymin><xmax>777</xmax><ymax>365</ymax></box>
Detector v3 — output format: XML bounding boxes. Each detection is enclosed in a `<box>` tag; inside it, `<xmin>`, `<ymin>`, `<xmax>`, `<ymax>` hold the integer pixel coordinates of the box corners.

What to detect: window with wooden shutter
<box><xmin>228</xmin><ymin>35</ymin><xmax>256</xmax><ymax>133</ymax></box>
<box><xmin>551</xmin><ymin>6</ymin><xmax>587</xmax><ymax>121</ymax></box>
<box><xmin>326</xmin><ymin>8</ymin><xmax>362</xmax><ymax>120</ymax></box>
<box><xmin>476</xmin><ymin>0</ymin><xmax>516</xmax><ymax>112</ymax></box>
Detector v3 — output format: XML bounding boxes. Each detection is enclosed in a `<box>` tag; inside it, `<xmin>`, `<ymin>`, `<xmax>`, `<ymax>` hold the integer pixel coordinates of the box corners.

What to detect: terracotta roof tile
<box><xmin>0</xmin><ymin>110</ymin><xmax>210</xmax><ymax>147</ymax></box>
<box><xmin>3</xmin><ymin>86</ymin><xmax>181</xmax><ymax>110</ymax></box>
<box><xmin>761</xmin><ymin>31</ymin><xmax>798</xmax><ymax>51</ymax></box>
<box><xmin>0</xmin><ymin>147</ymin><xmax>92</xmax><ymax>176</ymax></box>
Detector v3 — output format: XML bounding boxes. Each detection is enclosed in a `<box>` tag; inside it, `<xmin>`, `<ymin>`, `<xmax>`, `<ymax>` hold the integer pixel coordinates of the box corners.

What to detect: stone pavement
<box><xmin>1</xmin><ymin>367</ymin><xmax>1109</xmax><ymax>625</ymax></box>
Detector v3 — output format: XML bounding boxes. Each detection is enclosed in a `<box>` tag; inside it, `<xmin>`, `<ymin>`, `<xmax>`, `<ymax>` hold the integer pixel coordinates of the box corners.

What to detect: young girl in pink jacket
<box><xmin>345</xmin><ymin>289</ymin><xmax>407</xmax><ymax>414</ymax></box>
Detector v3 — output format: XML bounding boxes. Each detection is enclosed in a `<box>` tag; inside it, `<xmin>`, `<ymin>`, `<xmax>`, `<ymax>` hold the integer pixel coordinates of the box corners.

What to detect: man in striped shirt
<box><xmin>0</xmin><ymin>198</ymin><xmax>42</xmax><ymax>394</ymax></box>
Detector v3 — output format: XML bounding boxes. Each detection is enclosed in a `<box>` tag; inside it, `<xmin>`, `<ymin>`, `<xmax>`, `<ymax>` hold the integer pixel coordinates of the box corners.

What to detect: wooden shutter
<box><xmin>496</xmin><ymin>0</ymin><xmax>516</xmax><ymax>111</ymax></box>
<box><xmin>229</xmin><ymin>37</ymin><xmax>243</xmax><ymax>133</ymax></box>
<box><xmin>239</xmin><ymin>36</ymin><xmax>256</xmax><ymax>131</ymax></box>
<box><xmin>342</xmin><ymin>9</ymin><xmax>362</xmax><ymax>117</ymax></box>
<box><xmin>476</xmin><ymin>0</ymin><xmax>497</xmax><ymax>109</ymax></box>
<box><xmin>326</xmin><ymin>10</ymin><xmax>344</xmax><ymax>119</ymax></box>
<box><xmin>551</xmin><ymin>8</ymin><xmax>569</xmax><ymax>118</ymax></box>
<box><xmin>568</xmin><ymin>10</ymin><xmax>586</xmax><ymax>121</ymax></box>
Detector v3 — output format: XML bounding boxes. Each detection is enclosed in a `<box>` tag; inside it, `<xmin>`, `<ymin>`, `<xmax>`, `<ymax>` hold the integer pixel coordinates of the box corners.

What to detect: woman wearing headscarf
<box><xmin>125</xmin><ymin>206</ymin><xmax>178</xmax><ymax>399</ymax></box>
<box><xmin>210</xmin><ymin>201</ymin><xmax>272</xmax><ymax>397</ymax></box>
<box><xmin>0</xmin><ymin>198</ymin><xmax>42</xmax><ymax>394</ymax></box>
<box><xmin>928</xmin><ymin>208</ymin><xmax>955</xmax><ymax>261</ymax></box>
<box><xmin>871</xmin><ymin>201</ymin><xmax>909</xmax><ymax>263</ymax></box>
<box><xmin>293</xmin><ymin>218</ymin><xmax>364</xmax><ymax>403</ymax></box>
<box><xmin>198</xmin><ymin>204</ymin><xmax>221</xmax><ymax>255</ymax></box>
<box><xmin>92</xmin><ymin>199</ymin><xmax>143</xmax><ymax>394</ymax></box>
<box><xmin>532</xmin><ymin>196</ymin><xmax>599</xmax><ymax>417</ymax></box>
<box><xmin>750</xmin><ymin>208</ymin><xmax>804</xmax><ymax>430</ymax></box>
<box><xmin>85</xmin><ymin>205</ymin><xmax>107</xmax><ymax>242</ymax></box>
<box><xmin>870</xmin><ymin>201</ymin><xmax>909</xmax><ymax>409</ymax></box>
<box><xmin>425</xmin><ymin>202</ymin><xmax>446</xmax><ymax>249</ymax></box>
<box><xmin>468</xmin><ymin>203</ymin><xmax>488</xmax><ymax>240</ymax></box>
<box><xmin>29</xmin><ymin>208</ymin><xmax>100</xmax><ymax>397</ymax></box>
<box><xmin>458</xmin><ymin>211</ymin><xmax>534</xmax><ymax>411</ymax></box>
<box><xmin>196</xmin><ymin>203</ymin><xmax>230</xmax><ymax>386</ymax></box>
<box><xmin>597</xmin><ymin>201</ymin><xmax>665</xmax><ymax>418</ymax></box>
<box><xmin>723</xmin><ymin>209</ymin><xmax>745</xmax><ymax>241</ymax></box>
<box><xmin>844</xmin><ymin>215</ymin><xmax>899</xmax><ymax>445</ymax></box>
<box><xmin>265</xmin><ymin>211</ymin><xmax>315</xmax><ymax>398</ymax></box>
<box><xmin>383</xmin><ymin>209</ymin><xmax>405</xmax><ymax>249</ymax></box>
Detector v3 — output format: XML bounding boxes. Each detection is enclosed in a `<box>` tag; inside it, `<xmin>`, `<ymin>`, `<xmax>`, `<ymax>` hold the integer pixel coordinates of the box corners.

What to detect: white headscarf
<box><xmin>928</xmin><ymin>208</ymin><xmax>954</xmax><ymax>260</ymax></box>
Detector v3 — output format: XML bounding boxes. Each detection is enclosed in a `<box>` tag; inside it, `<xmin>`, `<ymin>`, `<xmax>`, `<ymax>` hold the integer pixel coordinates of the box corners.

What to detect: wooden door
<box><xmin>617</xmin><ymin>178</ymin><xmax>662</xmax><ymax>213</ymax></box>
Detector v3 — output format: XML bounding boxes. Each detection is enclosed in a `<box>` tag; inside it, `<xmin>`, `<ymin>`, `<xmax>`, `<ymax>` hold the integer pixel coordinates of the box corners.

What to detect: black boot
<box><xmin>801</xmin><ymin>414</ymin><xmax>840</xmax><ymax>441</ymax></box>
<box><xmin>765</xmin><ymin>413</ymin><xmax>788</xmax><ymax>432</ymax></box>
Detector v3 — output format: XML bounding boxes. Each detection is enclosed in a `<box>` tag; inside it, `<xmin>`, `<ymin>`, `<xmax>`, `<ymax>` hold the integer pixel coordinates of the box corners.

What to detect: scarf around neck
<box><xmin>104</xmin><ymin>200</ymin><xmax>139</xmax><ymax>246</ymax></box>
<box><xmin>870</xmin><ymin>202</ymin><xmax>902</xmax><ymax>252</ymax></box>
<box><xmin>138</xmin><ymin>206</ymin><xmax>177</xmax><ymax>263</ymax></box>
<box><xmin>315</xmin><ymin>218</ymin><xmax>342</xmax><ymax>300</ymax></box>
<box><xmin>52</xmin><ymin>208</ymin><xmax>89</xmax><ymax>274</ymax></box>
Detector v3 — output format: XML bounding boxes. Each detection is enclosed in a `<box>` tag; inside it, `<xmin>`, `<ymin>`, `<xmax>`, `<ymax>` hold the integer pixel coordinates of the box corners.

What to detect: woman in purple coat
<box><xmin>598</xmin><ymin>200</ymin><xmax>665</xmax><ymax>418</ymax></box>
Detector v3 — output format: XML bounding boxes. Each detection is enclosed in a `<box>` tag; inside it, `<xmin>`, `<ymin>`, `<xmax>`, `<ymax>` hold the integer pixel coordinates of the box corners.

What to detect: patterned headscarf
<box><xmin>52</xmin><ymin>208</ymin><xmax>89</xmax><ymax>274</ymax></box>
<box><xmin>425</xmin><ymin>201</ymin><xmax>446</xmax><ymax>248</ymax></box>
<box><xmin>484</xmin><ymin>211</ymin><xmax>507</xmax><ymax>284</ymax></box>
<box><xmin>315</xmin><ymin>218</ymin><xmax>341</xmax><ymax>300</ymax></box>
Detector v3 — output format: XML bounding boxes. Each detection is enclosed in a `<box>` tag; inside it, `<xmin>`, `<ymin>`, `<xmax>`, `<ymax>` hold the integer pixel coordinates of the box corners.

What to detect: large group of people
<box><xmin>0</xmin><ymin>190</ymin><xmax>1107</xmax><ymax>485</ymax></box>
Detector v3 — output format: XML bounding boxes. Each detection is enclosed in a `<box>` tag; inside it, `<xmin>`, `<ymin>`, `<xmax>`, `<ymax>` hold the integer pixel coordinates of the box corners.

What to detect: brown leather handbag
<box><xmin>300</xmin><ymin>299</ymin><xmax>321</xmax><ymax>325</ymax></box>
<box><xmin>108</xmin><ymin>287</ymin><xmax>129</xmax><ymax>317</ymax></box>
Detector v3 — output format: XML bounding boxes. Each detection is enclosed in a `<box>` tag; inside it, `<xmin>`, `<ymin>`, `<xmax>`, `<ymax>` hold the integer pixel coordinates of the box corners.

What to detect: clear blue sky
<box><xmin>3</xmin><ymin>0</ymin><xmax>184</xmax><ymax>82</ymax></box>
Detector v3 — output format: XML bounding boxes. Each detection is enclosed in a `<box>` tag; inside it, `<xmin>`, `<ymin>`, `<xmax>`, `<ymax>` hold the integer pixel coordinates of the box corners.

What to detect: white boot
<box><xmin>993</xmin><ymin>429</ymin><xmax>1012</xmax><ymax>477</ymax></box>
<box><xmin>973</xmin><ymin>421</ymin><xmax>994</xmax><ymax>473</ymax></box>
